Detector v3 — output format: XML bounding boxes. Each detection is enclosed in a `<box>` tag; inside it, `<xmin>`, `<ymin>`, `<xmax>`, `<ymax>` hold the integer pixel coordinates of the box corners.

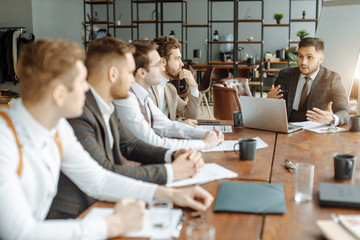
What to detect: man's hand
<box><xmin>306</xmin><ymin>101</ymin><xmax>334</xmax><ymax>124</ymax></box>
<box><xmin>106</xmin><ymin>199</ymin><xmax>145</xmax><ymax>238</ymax></box>
<box><xmin>171</xmin><ymin>150</ymin><xmax>205</xmax><ymax>181</ymax></box>
<box><xmin>183</xmin><ymin>119</ymin><xmax>197</xmax><ymax>127</ymax></box>
<box><xmin>179</xmin><ymin>68</ymin><xmax>197</xmax><ymax>87</ymax></box>
<box><xmin>154</xmin><ymin>185</ymin><xmax>214</xmax><ymax>212</ymax></box>
<box><xmin>266</xmin><ymin>85</ymin><xmax>283</xmax><ymax>99</ymax></box>
<box><xmin>202</xmin><ymin>129</ymin><xmax>224</xmax><ymax>149</ymax></box>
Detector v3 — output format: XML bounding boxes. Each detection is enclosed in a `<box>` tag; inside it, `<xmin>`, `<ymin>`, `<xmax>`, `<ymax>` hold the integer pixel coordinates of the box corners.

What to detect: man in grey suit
<box><xmin>267</xmin><ymin>37</ymin><xmax>349</xmax><ymax>125</ymax></box>
<box><xmin>47</xmin><ymin>37</ymin><xmax>205</xmax><ymax>219</ymax></box>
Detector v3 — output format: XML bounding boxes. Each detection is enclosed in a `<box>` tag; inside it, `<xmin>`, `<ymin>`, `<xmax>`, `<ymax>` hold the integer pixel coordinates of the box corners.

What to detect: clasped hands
<box><xmin>268</xmin><ymin>85</ymin><xmax>334</xmax><ymax>124</ymax></box>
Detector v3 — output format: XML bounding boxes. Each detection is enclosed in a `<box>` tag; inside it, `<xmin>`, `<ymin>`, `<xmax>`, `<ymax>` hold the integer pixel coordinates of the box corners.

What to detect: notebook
<box><xmin>239</xmin><ymin>96</ymin><xmax>303</xmax><ymax>133</ymax></box>
<box><xmin>214</xmin><ymin>182</ymin><xmax>287</xmax><ymax>214</ymax></box>
<box><xmin>319</xmin><ymin>182</ymin><xmax>360</xmax><ymax>209</ymax></box>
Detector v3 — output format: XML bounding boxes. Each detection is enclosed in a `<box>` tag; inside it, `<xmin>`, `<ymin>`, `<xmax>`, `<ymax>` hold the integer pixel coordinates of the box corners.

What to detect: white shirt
<box><xmin>293</xmin><ymin>69</ymin><xmax>319</xmax><ymax>111</ymax></box>
<box><xmin>293</xmin><ymin>67</ymin><xmax>339</xmax><ymax>125</ymax></box>
<box><xmin>90</xmin><ymin>86</ymin><xmax>114</xmax><ymax>149</ymax></box>
<box><xmin>158</xmin><ymin>75</ymin><xmax>200</xmax><ymax>116</ymax></box>
<box><xmin>114</xmin><ymin>82</ymin><xmax>207</xmax><ymax>151</ymax></box>
<box><xmin>0</xmin><ymin>99</ymin><xmax>158</xmax><ymax>240</ymax></box>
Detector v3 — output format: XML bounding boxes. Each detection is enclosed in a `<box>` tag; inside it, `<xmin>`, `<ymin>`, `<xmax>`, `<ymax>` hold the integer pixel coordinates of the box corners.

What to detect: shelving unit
<box><xmin>260</xmin><ymin>0</ymin><xmax>319</xmax><ymax>90</ymax></box>
<box><xmin>131</xmin><ymin>0</ymin><xmax>188</xmax><ymax>55</ymax></box>
<box><xmin>83</xmin><ymin>0</ymin><xmax>116</xmax><ymax>48</ymax></box>
<box><xmin>207</xmin><ymin>0</ymin><xmax>264</xmax><ymax>79</ymax></box>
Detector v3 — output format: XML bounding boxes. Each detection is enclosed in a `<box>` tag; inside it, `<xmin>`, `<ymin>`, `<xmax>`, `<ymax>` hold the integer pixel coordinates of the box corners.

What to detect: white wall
<box><xmin>31</xmin><ymin>0</ymin><xmax>83</xmax><ymax>44</ymax></box>
<box><xmin>316</xmin><ymin>0</ymin><xmax>360</xmax><ymax>98</ymax></box>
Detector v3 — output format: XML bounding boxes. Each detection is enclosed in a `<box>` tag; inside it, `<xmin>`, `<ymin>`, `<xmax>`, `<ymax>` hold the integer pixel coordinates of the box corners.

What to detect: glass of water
<box><xmin>294</xmin><ymin>162</ymin><xmax>315</xmax><ymax>202</ymax></box>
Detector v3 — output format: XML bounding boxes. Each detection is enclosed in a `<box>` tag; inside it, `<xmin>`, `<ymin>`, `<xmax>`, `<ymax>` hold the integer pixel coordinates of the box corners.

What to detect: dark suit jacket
<box><xmin>274</xmin><ymin>66</ymin><xmax>349</xmax><ymax>125</ymax></box>
<box><xmin>47</xmin><ymin>91</ymin><xmax>169</xmax><ymax>219</ymax></box>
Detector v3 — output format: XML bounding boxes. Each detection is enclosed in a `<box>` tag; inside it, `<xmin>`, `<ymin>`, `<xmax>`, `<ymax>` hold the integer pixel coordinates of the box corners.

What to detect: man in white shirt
<box><xmin>151</xmin><ymin>36</ymin><xmax>201</xmax><ymax>127</ymax></box>
<box><xmin>47</xmin><ymin>37</ymin><xmax>205</xmax><ymax>219</ymax></box>
<box><xmin>114</xmin><ymin>39</ymin><xmax>224</xmax><ymax>151</ymax></box>
<box><xmin>0</xmin><ymin>39</ymin><xmax>213</xmax><ymax>239</ymax></box>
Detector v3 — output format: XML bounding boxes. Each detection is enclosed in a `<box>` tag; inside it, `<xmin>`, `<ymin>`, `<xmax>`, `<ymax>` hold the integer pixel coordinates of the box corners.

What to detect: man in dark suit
<box><xmin>267</xmin><ymin>37</ymin><xmax>349</xmax><ymax>125</ymax></box>
<box><xmin>47</xmin><ymin>37</ymin><xmax>205</xmax><ymax>219</ymax></box>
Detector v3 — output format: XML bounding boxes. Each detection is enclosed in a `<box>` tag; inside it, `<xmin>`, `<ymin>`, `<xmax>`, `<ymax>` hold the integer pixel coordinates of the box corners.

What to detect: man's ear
<box><xmin>160</xmin><ymin>57</ymin><xmax>167</xmax><ymax>67</ymax></box>
<box><xmin>135</xmin><ymin>67</ymin><xmax>146</xmax><ymax>79</ymax></box>
<box><xmin>108</xmin><ymin>66</ymin><xmax>118</xmax><ymax>83</ymax></box>
<box><xmin>51</xmin><ymin>83</ymin><xmax>67</xmax><ymax>107</ymax></box>
<box><xmin>319</xmin><ymin>54</ymin><xmax>325</xmax><ymax>64</ymax></box>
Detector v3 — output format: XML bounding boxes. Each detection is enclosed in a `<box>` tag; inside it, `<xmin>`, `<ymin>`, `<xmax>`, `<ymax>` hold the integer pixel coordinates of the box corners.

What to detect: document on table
<box><xmin>292</xmin><ymin>121</ymin><xmax>346</xmax><ymax>133</ymax></box>
<box><xmin>84</xmin><ymin>207</ymin><xmax>183</xmax><ymax>238</ymax></box>
<box><xmin>202</xmin><ymin>136</ymin><xmax>268</xmax><ymax>152</ymax></box>
<box><xmin>197</xmin><ymin>125</ymin><xmax>233</xmax><ymax>133</ymax></box>
<box><xmin>166</xmin><ymin>163</ymin><xmax>238</xmax><ymax>187</ymax></box>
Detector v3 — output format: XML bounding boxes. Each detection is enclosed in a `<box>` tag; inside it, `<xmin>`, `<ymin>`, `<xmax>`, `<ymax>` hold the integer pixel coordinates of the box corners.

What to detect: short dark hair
<box><xmin>131</xmin><ymin>39</ymin><xmax>158</xmax><ymax>72</ymax></box>
<box><xmin>299</xmin><ymin>37</ymin><xmax>324</xmax><ymax>52</ymax></box>
<box><xmin>85</xmin><ymin>37</ymin><xmax>135</xmax><ymax>77</ymax></box>
<box><xmin>153</xmin><ymin>36</ymin><xmax>181</xmax><ymax>60</ymax></box>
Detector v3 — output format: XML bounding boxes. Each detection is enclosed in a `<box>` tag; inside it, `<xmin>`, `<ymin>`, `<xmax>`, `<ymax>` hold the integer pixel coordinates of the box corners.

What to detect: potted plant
<box><xmin>287</xmin><ymin>51</ymin><xmax>298</xmax><ymax>67</ymax></box>
<box><xmin>273</xmin><ymin>12</ymin><xmax>284</xmax><ymax>24</ymax></box>
<box><xmin>296</xmin><ymin>29</ymin><xmax>309</xmax><ymax>40</ymax></box>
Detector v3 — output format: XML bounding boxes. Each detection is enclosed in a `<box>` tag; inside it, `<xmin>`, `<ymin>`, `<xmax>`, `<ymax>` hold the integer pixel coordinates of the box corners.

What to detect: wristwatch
<box><xmin>330</xmin><ymin>114</ymin><xmax>336</xmax><ymax>125</ymax></box>
<box><xmin>171</xmin><ymin>152</ymin><xmax>176</xmax><ymax>162</ymax></box>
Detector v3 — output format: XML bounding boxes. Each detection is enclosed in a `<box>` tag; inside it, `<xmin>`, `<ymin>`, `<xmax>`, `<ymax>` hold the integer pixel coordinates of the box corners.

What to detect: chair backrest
<box><xmin>221</xmin><ymin>78</ymin><xmax>252</xmax><ymax>97</ymax></box>
<box><xmin>212</xmin><ymin>83</ymin><xmax>241</xmax><ymax>120</ymax></box>
<box><xmin>210</xmin><ymin>68</ymin><xmax>230</xmax><ymax>84</ymax></box>
<box><xmin>198</xmin><ymin>66</ymin><xmax>213</xmax><ymax>93</ymax></box>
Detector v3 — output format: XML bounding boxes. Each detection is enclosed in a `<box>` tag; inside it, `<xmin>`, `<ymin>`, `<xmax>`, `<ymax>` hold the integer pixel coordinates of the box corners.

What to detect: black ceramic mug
<box><xmin>334</xmin><ymin>154</ymin><xmax>356</xmax><ymax>180</ymax></box>
<box><xmin>233</xmin><ymin>111</ymin><xmax>243</xmax><ymax>127</ymax></box>
<box><xmin>349</xmin><ymin>115</ymin><xmax>360</xmax><ymax>132</ymax></box>
<box><xmin>234</xmin><ymin>138</ymin><xmax>257</xmax><ymax>160</ymax></box>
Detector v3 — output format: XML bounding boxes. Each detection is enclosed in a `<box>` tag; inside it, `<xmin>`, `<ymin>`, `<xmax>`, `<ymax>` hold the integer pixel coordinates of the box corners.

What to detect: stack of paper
<box><xmin>292</xmin><ymin>121</ymin><xmax>346</xmax><ymax>133</ymax></box>
<box><xmin>202</xmin><ymin>136</ymin><xmax>268</xmax><ymax>152</ymax></box>
<box><xmin>166</xmin><ymin>163</ymin><xmax>238</xmax><ymax>187</ymax></box>
<box><xmin>84</xmin><ymin>207</ymin><xmax>183</xmax><ymax>238</ymax></box>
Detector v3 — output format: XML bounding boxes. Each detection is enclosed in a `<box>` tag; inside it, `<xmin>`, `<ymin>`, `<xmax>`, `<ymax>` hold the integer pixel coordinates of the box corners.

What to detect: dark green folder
<box><xmin>214</xmin><ymin>182</ymin><xmax>287</xmax><ymax>214</ymax></box>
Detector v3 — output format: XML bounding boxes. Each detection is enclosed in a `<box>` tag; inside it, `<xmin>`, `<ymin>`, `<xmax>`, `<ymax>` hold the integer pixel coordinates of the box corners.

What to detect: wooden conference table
<box><xmin>79</xmin><ymin>126</ymin><xmax>360</xmax><ymax>240</ymax></box>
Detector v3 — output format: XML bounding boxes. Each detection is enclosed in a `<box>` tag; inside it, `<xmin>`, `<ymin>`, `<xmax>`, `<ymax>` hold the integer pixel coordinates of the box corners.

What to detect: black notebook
<box><xmin>319</xmin><ymin>182</ymin><xmax>360</xmax><ymax>209</ymax></box>
<box><xmin>214</xmin><ymin>182</ymin><xmax>286</xmax><ymax>214</ymax></box>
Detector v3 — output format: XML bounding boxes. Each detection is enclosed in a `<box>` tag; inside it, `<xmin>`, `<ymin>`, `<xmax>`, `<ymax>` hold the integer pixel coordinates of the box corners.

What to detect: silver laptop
<box><xmin>239</xmin><ymin>96</ymin><xmax>303</xmax><ymax>133</ymax></box>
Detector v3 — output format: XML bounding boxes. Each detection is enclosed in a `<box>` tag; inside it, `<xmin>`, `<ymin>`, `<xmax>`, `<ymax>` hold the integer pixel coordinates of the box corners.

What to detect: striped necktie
<box><xmin>299</xmin><ymin>76</ymin><xmax>311</xmax><ymax>109</ymax></box>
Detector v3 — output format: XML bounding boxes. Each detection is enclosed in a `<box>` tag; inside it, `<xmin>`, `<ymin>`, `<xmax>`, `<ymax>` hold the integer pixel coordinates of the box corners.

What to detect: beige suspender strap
<box><xmin>0</xmin><ymin>111</ymin><xmax>63</xmax><ymax>177</ymax></box>
<box><xmin>0</xmin><ymin>111</ymin><xmax>23</xmax><ymax>176</ymax></box>
<box><xmin>55</xmin><ymin>131</ymin><xmax>63</xmax><ymax>158</ymax></box>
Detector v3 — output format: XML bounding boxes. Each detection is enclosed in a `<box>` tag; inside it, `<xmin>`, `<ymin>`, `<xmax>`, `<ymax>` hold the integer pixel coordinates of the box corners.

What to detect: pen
<box><xmin>176</xmin><ymin>213</ymin><xmax>186</xmax><ymax>232</ymax></box>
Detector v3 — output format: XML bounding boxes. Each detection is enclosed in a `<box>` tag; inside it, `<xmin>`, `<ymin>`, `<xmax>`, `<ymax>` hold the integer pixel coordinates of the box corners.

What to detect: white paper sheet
<box><xmin>166</xmin><ymin>163</ymin><xmax>238</xmax><ymax>187</ymax></box>
<box><xmin>292</xmin><ymin>121</ymin><xmax>346</xmax><ymax>133</ymax></box>
<box><xmin>84</xmin><ymin>207</ymin><xmax>183</xmax><ymax>238</ymax></box>
<box><xmin>202</xmin><ymin>136</ymin><xmax>268</xmax><ymax>152</ymax></box>
<box><xmin>197</xmin><ymin>125</ymin><xmax>233</xmax><ymax>133</ymax></box>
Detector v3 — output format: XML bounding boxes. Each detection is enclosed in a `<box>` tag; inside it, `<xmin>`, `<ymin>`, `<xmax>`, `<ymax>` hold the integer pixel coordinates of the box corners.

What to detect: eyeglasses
<box><xmin>284</xmin><ymin>159</ymin><xmax>297</xmax><ymax>172</ymax></box>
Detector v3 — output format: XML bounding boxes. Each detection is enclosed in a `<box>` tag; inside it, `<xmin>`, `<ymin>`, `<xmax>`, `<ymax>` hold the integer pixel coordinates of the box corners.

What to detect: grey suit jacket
<box><xmin>151</xmin><ymin>82</ymin><xmax>202</xmax><ymax>120</ymax></box>
<box><xmin>47</xmin><ymin>91</ymin><xmax>168</xmax><ymax>219</ymax></box>
<box><xmin>274</xmin><ymin>66</ymin><xmax>349</xmax><ymax>125</ymax></box>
